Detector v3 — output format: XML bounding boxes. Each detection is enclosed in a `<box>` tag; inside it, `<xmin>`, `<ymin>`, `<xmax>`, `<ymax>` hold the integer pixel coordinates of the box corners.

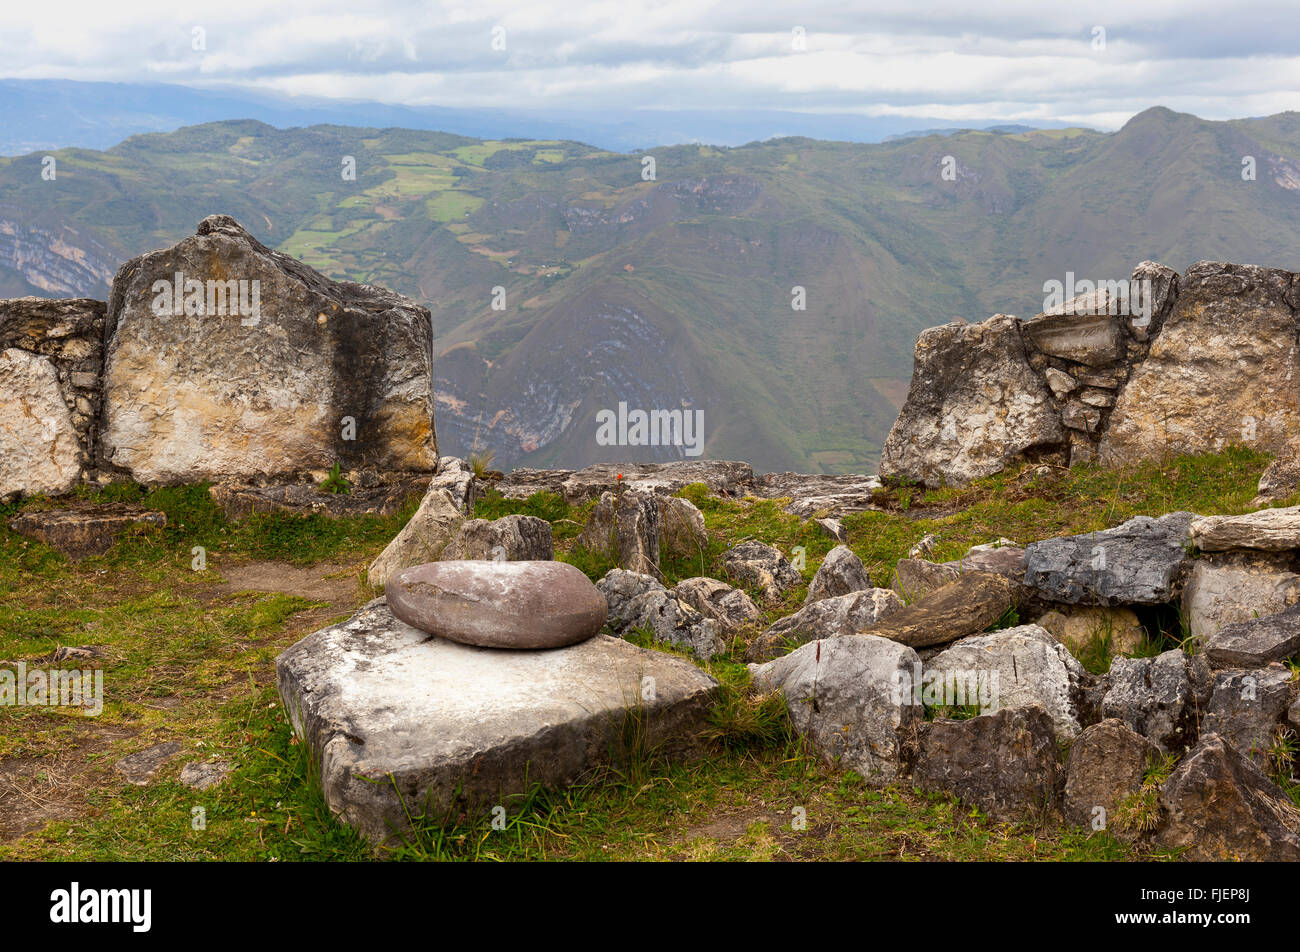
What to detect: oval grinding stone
<box><xmin>387</xmin><ymin>560</ymin><xmax>609</xmax><ymax>649</ymax></box>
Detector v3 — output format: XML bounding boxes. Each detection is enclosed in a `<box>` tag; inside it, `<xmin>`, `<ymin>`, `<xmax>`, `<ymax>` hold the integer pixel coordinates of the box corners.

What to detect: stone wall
<box><xmin>0</xmin><ymin>215</ymin><xmax>438</xmax><ymax>500</ymax></box>
<box><xmin>0</xmin><ymin>297</ymin><xmax>106</xmax><ymax>499</ymax></box>
<box><xmin>880</xmin><ymin>259</ymin><xmax>1300</xmax><ymax>487</ymax></box>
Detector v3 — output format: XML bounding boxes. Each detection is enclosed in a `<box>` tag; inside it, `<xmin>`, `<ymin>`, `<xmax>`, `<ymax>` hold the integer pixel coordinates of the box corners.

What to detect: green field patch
<box><xmin>426</xmin><ymin>191</ymin><xmax>484</xmax><ymax>222</ymax></box>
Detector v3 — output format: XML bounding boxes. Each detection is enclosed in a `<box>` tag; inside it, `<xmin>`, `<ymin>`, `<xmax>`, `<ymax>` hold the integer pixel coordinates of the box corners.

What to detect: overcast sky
<box><xmin>3</xmin><ymin>0</ymin><xmax>1299</xmax><ymax>130</ymax></box>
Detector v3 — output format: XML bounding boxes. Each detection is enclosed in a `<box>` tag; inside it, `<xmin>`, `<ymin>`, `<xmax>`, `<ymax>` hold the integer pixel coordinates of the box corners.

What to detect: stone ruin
<box><xmin>880</xmin><ymin>259</ymin><xmax>1300</xmax><ymax>497</ymax></box>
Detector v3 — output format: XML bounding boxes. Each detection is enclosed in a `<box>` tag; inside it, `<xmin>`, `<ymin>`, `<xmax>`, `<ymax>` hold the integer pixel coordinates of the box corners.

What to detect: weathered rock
<box><xmin>1035</xmin><ymin>606</ymin><xmax>1146</xmax><ymax>659</ymax></box>
<box><xmin>388</xmin><ymin>561</ymin><xmax>606</xmax><ymax>649</ymax></box>
<box><xmin>722</xmin><ymin>540</ymin><xmax>803</xmax><ymax>604</ymax></box>
<box><xmin>913</xmin><ymin>706</ymin><xmax>1061</xmax><ymax>822</ymax></box>
<box><xmin>658</xmin><ymin>496</ymin><xmax>708</xmax><ymax>558</ymax></box>
<box><xmin>1183</xmin><ymin>551</ymin><xmax>1300</xmax><ymax>642</ymax></box>
<box><xmin>880</xmin><ymin>314</ymin><xmax>1066</xmax><ymax>489</ymax></box>
<box><xmin>8</xmin><ymin>504</ymin><xmax>166</xmax><ymax>559</ymax></box>
<box><xmin>0</xmin><ymin>348</ymin><xmax>82</xmax><ymax>498</ymax></box>
<box><xmin>1101</xmin><ymin>262</ymin><xmax>1300</xmax><ymax>466</ymax></box>
<box><xmin>927</xmin><ymin>625</ymin><xmax>1089</xmax><ymax>739</ymax></box>
<box><xmin>1044</xmin><ymin>367</ymin><xmax>1078</xmax><ymax>399</ymax></box>
<box><xmin>752</xmin><ymin>472</ymin><xmax>883</xmax><ymax>518</ymax></box>
<box><xmin>1127</xmin><ymin>260</ymin><xmax>1180</xmax><ymax>341</ymax></box>
<box><xmin>1022</xmin><ymin>308</ymin><xmax>1126</xmax><ymax>366</ymax></box>
<box><xmin>114</xmin><ymin>742</ymin><xmax>182</xmax><ymax>786</ymax></box>
<box><xmin>748</xmin><ymin>635</ymin><xmax>921</xmax><ymax>783</ymax></box>
<box><xmin>597</xmin><ymin>569</ymin><xmax>724</xmax><ymax>659</ymax></box>
<box><xmin>1205</xmin><ymin>603</ymin><xmax>1300</xmax><ymax>667</ymax></box>
<box><xmin>560</xmin><ymin>461</ymin><xmax>754</xmax><ymax>504</ymax></box>
<box><xmin>1253</xmin><ymin>448</ymin><xmax>1300</xmax><ymax>506</ymax></box>
<box><xmin>746</xmin><ymin>588</ymin><xmax>904</xmax><ymax>662</ymax></box>
<box><xmin>672</xmin><ymin>577</ymin><xmax>764</xmax><ymax>635</ymax></box>
<box><xmin>0</xmin><ymin>297</ymin><xmax>107</xmax><ymax>499</ymax></box>
<box><xmin>493</xmin><ymin>467</ymin><xmax>571</xmax><ymax>500</ymax></box>
<box><xmin>101</xmin><ymin>215</ymin><xmax>436</xmax><ymax>484</ymax></box>
<box><xmin>429</xmin><ymin>456</ymin><xmax>477</xmax><ymax>513</ymax></box>
<box><xmin>908</xmin><ymin>533</ymin><xmax>939</xmax><ymax>559</ymax></box>
<box><xmin>1200</xmin><ymin>666</ymin><xmax>1293</xmax><ymax>767</ymax></box>
<box><xmin>440</xmin><ymin>514</ymin><xmax>554</xmax><ymax>562</ymax></box>
<box><xmin>862</xmin><ymin>571</ymin><xmax>1022</xmax><ymax>649</ymax></box>
<box><xmin>1155</xmin><ymin>734</ymin><xmax>1300</xmax><ymax>861</ymax></box>
<box><xmin>277</xmin><ymin>599</ymin><xmax>717</xmax><ymax>844</ymax></box>
<box><xmin>1062</xmin><ymin>719</ymin><xmax>1161</xmax><ymax>832</ymax></box>
<box><xmin>366</xmin><ymin>485</ymin><xmax>464</xmax><ymax>589</ymax></box>
<box><xmin>211</xmin><ymin>478</ymin><xmax>426</xmax><ymax>521</ymax></box>
<box><xmin>1022</xmin><ymin>512</ymin><xmax>1196</xmax><ymax>606</ymax></box>
<box><xmin>1102</xmin><ymin>649</ymin><xmax>1213</xmax><ymax>753</ymax></box>
<box><xmin>890</xmin><ymin>558</ymin><xmax>959</xmax><ymax>602</ymax></box>
<box><xmin>179</xmin><ymin>760</ymin><xmax>233</xmax><ymax>791</ymax></box>
<box><xmin>945</xmin><ymin>540</ymin><xmax>1025</xmax><ymax>577</ymax></box>
<box><xmin>806</xmin><ymin>545</ymin><xmax>872</xmax><ymax>603</ymax></box>
<box><xmin>813</xmin><ymin>517</ymin><xmax>846</xmax><ymax>542</ymax></box>
<box><xmin>578</xmin><ymin>490</ymin><xmax>661</xmax><ymax>575</ymax></box>
<box><xmin>1189</xmin><ymin>506</ymin><xmax>1300</xmax><ymax>552</ymax></box>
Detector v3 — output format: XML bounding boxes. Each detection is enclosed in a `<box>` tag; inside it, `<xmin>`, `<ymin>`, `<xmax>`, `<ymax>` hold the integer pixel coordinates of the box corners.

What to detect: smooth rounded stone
<box><xmin>387</xmin><ymin>560</ymin><xmax>607</xmax><ymax>649</ymax></box>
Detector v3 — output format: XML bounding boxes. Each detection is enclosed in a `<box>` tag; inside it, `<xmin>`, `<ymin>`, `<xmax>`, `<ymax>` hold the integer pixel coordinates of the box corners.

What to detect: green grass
<box><xmin>0</xmin><ymin>447</ymin><xmax>1281</xmax><ymax>861</ymax></box>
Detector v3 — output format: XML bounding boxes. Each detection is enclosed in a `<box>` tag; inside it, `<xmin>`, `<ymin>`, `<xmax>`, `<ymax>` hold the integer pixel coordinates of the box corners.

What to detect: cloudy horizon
<box><xmin>2</xmin><ymin>0</ymin><xmax>1298</xmax><ymax>136</ymax></box>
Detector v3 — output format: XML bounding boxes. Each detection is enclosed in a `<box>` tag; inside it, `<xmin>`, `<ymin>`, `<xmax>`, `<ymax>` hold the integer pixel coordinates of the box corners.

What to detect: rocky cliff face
<box><xmin>879</xmin><ymin>259</ymin><xmax>1300</xmax><ymax>487</ymax></box>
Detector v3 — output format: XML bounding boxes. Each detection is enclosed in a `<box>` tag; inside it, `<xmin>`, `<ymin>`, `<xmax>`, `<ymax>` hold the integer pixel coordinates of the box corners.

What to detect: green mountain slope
<box><xmin>2</xmin><ymin>107</ymin><xmax>1299</xmax><ymax>472</ymax></box>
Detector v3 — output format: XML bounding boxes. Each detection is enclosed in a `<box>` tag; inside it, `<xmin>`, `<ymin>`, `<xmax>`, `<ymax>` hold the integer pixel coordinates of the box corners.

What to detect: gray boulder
<box><xmin>672</xmin><ymin>577</ymin><xmax>764</xmax><ymax>636</ymax></box>
<box><xmin>102</xmin><ymin>215</ymin><xmax>436</xmax><ymax>484</ymax></box>
<box><xmin>722</xmin><ymin>540</ymin><xmax>803</xmax><ymax>604</ymax></box>
<box><xmin>578</xmin><ymin>490</ymin><xmax>661</xmax><ymax>576</ymax></box>
<box><xmin>746</xmin><ymin>588</ymin><xmax>904</xmax><ymax>662</ymax></box>
<box><xmin>277</xmin><ymin>599</ymin><xmax>718</xmax><ymax>845</ymax></box>
<box><xmin>748</xmin><ymin>635</ymin><xmax>921</xmax><ymax>783</ymax></box>
<box><xmin>1022</xmin><ymin>511</ymin><xmax>1196</xmax><ymax>606</ymax></box>
<box><xmin>806</xmin><ymin>545</ymin><xmax>872</xmax><ymax>603</ymax></box>
<box><xmin>1182</xmin><ymin>552</ymin><xmax>1300</xmax><ymax>643</ymax></box>
<box><xmin>596</xmin><ymin>569</ymin><xmax>724</xmax><ymax>660</ymax></box>
<box><xmin>1200</xmin><ymin>666</ymin><xmax>1293</xmax><ymax>768</ymax></box>
<box><xmin>1062</xmin><ymin>719</ymin><xmax>1161</xmax><ymax>832</ymax></box>
<box><xmin>879</xmin><ymin>313</ymin><xmax>1066</xmax><ymax>489</ymax></box>
<box><xmin>1102</xmin><ymin>649</ymin><xmax>1213</xmax><ymax>753</ymax></box>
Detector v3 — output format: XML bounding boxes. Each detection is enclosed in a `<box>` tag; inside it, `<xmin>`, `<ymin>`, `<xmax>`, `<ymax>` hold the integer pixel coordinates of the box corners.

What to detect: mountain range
<box><xmin>2</xmin><ymin>105</ymin><xmax>1299</xmax><ymax>473</ymax></box>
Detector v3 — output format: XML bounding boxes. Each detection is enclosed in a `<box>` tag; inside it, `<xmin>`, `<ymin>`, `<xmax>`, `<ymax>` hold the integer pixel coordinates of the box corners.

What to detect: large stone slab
<box><xmin>1100</xmin><ymin>262</ymin><xmax>1300</xmax><ymax>466</ymax></box>
<box><xmin>880</xmin><ymin>314</ymin><xmax>1066</xmax><ymax>489</ymax></box>
<box><xmin>210</xmin><ymin>479</ymin><xmax>426</xmax><ymax>521</ymax></box>
<box><xmin>1022</xmin><ymin>512</ymin><xmax>1196</xmax><ymax>606</ymax></box>
<box><xmin>1189</xmin><ymin>506</ymin><xmax>1300</xmax><ymax>552</ymax></box>
<box><xmin>102</xmin><ymin>215</ymin><xmax>436</xmax><ymax>484</ymax></box>
<box><xmin>8</xmin><ymin>504</ymin><xmax>166</xmax><ymax>559</ymax></box>
<box><xmin>751</xmin><ymin>472</ymin><xmax>883</xmax><ymax>518</ymax></box>
<box><xmin>387</xmin><ymin>561</ymin><xmax>605</xmax><ymax>649</ymax></box>
<box><xmin>1021</xmin><ymin>310</ymin><xmax>1126</xmax><ymax>366</ymax></box>
<box><xmin>277</xmin><ymin>599</ymin><xmax>718</xmax><ymax>845</ymax></box>
<box><xmin>559</xmin><ymin>461</ymin><xmax>754</xmax><ymax>504</ymax></box>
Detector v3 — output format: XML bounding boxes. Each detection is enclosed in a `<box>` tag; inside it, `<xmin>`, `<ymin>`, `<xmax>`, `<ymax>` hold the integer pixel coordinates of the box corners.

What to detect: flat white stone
<box><xmin>277</xmin><ymin>599</ymin><xmax>718</xmax><ymax>845</ymax></box>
